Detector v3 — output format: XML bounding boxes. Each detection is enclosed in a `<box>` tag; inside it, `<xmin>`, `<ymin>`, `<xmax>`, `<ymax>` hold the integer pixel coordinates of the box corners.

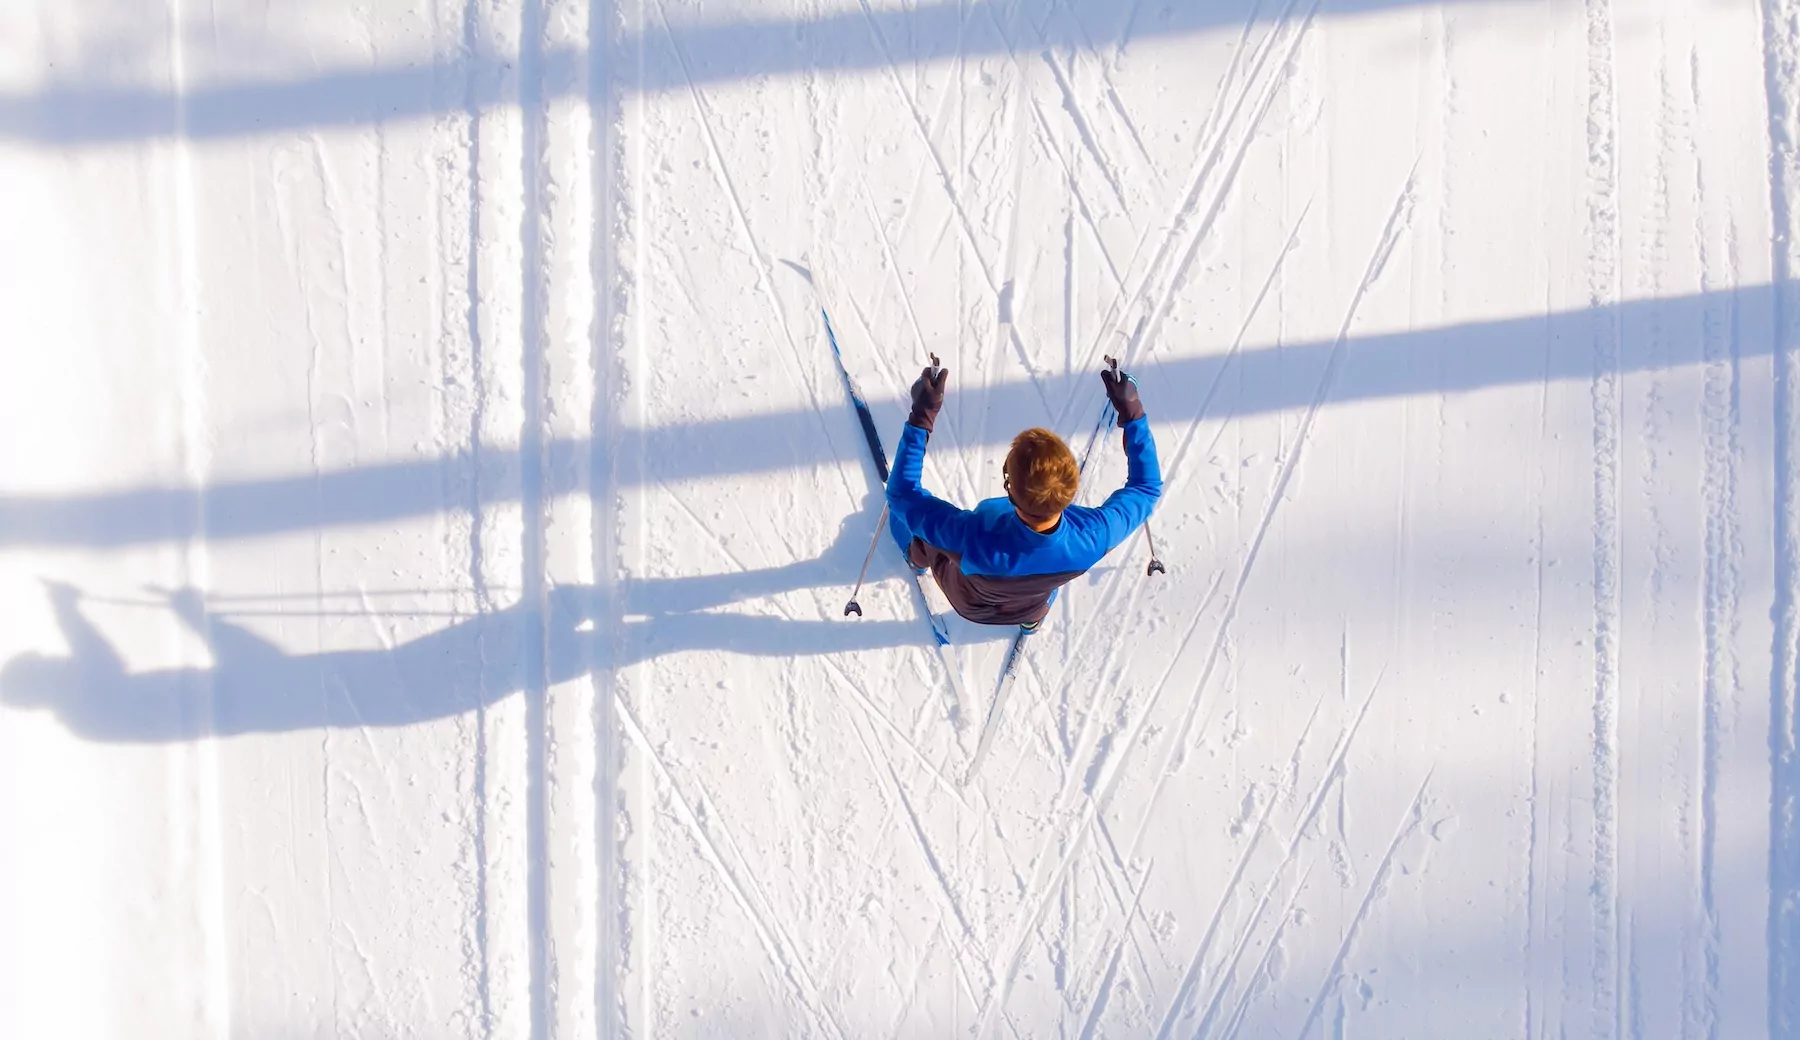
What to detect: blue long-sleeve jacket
<box><xmin>886</xmin><ymin>418</ymin><xmax>1161</xmax><ymax>624</ymax></box>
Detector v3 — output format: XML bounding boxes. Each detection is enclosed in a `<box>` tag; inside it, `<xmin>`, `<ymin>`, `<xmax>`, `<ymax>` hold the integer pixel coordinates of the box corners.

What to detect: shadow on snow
<box><xmin>0</xmin><ymin>0</ymin><xmax>1526</xmax><ymax>145</ymax></box>
<box><xmin>0</xmin><ymin>491</ymin><xmax>1014</xmax><ymax>743</ymax></box>
<box><xmin>0</xmin><ymin>284</ymin><xmax>1772</xmax><ymax>549</ymax></box>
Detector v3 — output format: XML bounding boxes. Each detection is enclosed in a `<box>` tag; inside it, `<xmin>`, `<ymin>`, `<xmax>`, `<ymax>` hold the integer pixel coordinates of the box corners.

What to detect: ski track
<box><xmin>989</xmin><ymin>567</ymin><xmax>1329</xmax><ymax>1039</ymax></box>
<box><xmin>1120</xmin><ymin>170</ymin><xmax>1416</xmax><ymax>864</ymax></box>
<box><xmin>1046</xmin><ymin>0</ymin><xmax>1314</xmax><ymax>436</ymax></box>
<box><xmin>855</xmin><ymin>184</ymin><xmax>947</xmax><ymax>415</ymax></box>
<box><xmin>655</xmin><ymin>0</ymin><xmax>845</xmax><ymax>476</ymax></box>
<box><xmin>1038</xmin><ymin>48</ymin><xmax>1132</xmax><ymax>217</ymax></box>
<box><xmin>1034</xmin><ymin>369</ymin><xmax>1231</xmax><ymax>775</ymax></box>
<box><xmin>617</xmin><ymin>696</ymin><xmax>848</xmax><ymax>1040</ymax></box>
<box><xmin>1147</xmin><ymin>201</ymin><xmax>1312</xmax><ymax>527</ymax></box>
<box><xmin>1154</xmin><ymin>673</ymin><xmax>1381</xmax><ymax>1035</ymax></box>
<box><xmin>876</xmin><ymin>744</ymin><xmax>983</xmax><ymax>964</ymax></box>
<box><xmin>1178</xmin><ymin>859</ymin><xmax>1317</xmax><ymax>1040</ymax></box>
<box><xmin>853</xmin><ymin>0</ymin><xmax>1055</xmax><ymax>416</ymax></box>
<box><xmin>590</xmin><ymin>2</ymin><xmax>633</xmax><ymax>1007</ymax></box>
<box><xmin>1693</xmin><ymin>37</ymin><xmax>1735</xmax><ymax>1039</ymax></box>
<box><xmin>1145</xmin><ymin>764</ymin><xmax>1296</xmax><ymax>1040</ymax></box>
<box><xmin>983</xmin><ymin>65</ymin><xmax>1032</xmax><ymax>500</ymax></box>
<box><xmin>885</xmin><ymin>918</ymin><xmax>952</xmax><ymax>1040</ymax></box>
<box><xmin>1117</xmin><ymin>6</ymin><xmax>1317</xmax><ymax>383</ymax></box>
<box><xmin>1525</xmin><ymin>276</ymin><xmax>1556</xmax><ymax>1040</ymax></box>
<box><xmin>848</xmin><ymin>161</ymin><xmax>979</xmax><ymax>502</ymax></box>
<box><xmin>1584</xmin><ymin>0</ymin><xmax>1625</xmax><ymax>1033</ymax></box>
<box><xmin>822</xmin><ymin>794</ymin><xmax>905</xmax><ymax>976</ymax></box>
<box><xmin>518</xmin><ymin>4</ymin><xmax>554</xmax><ymax>1029</ymax></box>
<box><xmin>168</xmin><ymin>6</ymin><xmax>231</xmax><ymax>1030</ymax></box>
<box><xmin>832</xmin><ymin>663</ymin><xmax>982</xmax><ymax>968</ymax></box>
<box><xmin>1761</xmin><ymin>0</ymin><xmax>1800</xmax><ymax>1034</ymax></box>
<box><xmin>1215</xmin><ymin>870</ymin><xmax>1311</xmax><ymax>1040</ymax></box>
<box><xmin>974</xmin><ymin>167</ymin><xmax>1410</xmax><ymax>1030</ymax></box>
<box><xmin>1036</xmin><ymin>0</ymin><xmax>1159</xmax><ymax>195</ymax></box>
<box><xmin>827</xmin><ymin>649</ymin><xmax>972</xmax><ymax>809</ymax></box>
<box><xmin>1027</xmin><ymin>99</ymin><xmax>1127</xmax><ymax>288</ymax></box>
<box><xmin>1040</xmin><ymin>0</ymin><xmax>1160</xmax><ymax>189</ymax></box>
<box><xmin>979</xmin><ymin>561</ymin><xmax>1224</xmax><ymax>1010</ymax></box>
<box><xmin>455</xmin><ymin>2</ymin><xmax>499</xmax><ymax>1027</ymax></box>
<box><xmin>1071</xmin><ymin>877</ymin><xmax>1145</xmax><ymax>1040</ymax></box>
<box><xmin>1053</xmin><ymin>819</ymin><xmax>1152</xmax><ymax>984</ymax></box>
<box><xmin>1202</xmin><ymin>856</ymin><xmax>1317</xmax><ymax>1036</ymax></box>
<box><xmin>1293</xmin><ymin>772</ymin><xmax>1434</xmax><ymax>1040</ymax></box>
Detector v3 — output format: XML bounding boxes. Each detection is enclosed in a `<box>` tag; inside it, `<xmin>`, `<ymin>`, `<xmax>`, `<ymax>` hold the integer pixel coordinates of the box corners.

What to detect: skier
<box><xmin>887</xmin><ymin>364</ymin><xmax>1162</xmax><ymax>631</ymax></box>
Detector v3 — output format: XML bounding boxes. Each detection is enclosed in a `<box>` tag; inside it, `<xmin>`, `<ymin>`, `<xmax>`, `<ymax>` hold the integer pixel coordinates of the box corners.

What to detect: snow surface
<box><xmin>2</xmin><ymin>0</ymin><xmax>1798</xmax><ymax>1036</ymax></box>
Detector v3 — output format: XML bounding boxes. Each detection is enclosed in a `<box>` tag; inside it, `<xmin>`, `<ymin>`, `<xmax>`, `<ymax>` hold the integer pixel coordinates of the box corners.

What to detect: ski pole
<box><xmin>1104</xmin><ymin>356</ymin><xmax>1167</xmax><ymax>577</ymax></box>
<box><xmin>844</xmin><ymin>502</ymin><xmax>889</xmax><ymax>617</ymax></box>
<box><xmin>845</xmin><ymin>353</ymin><xmax>942</xmax><ymax>617</ymax></box>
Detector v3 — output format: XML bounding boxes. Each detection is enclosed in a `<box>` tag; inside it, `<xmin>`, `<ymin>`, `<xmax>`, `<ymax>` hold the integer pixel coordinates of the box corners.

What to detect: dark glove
<box><xmin>1101</xmin><ymin>367</ymin><xmax>1144</xmax><ymax>426</ymax></box>
<box><xmin>907</xmin><ymin>366</ymin><xmax>948</xmax><ymax>433</ymax></box>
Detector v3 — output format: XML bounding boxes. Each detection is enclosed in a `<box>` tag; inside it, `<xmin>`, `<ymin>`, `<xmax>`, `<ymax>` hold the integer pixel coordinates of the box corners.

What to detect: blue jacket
<box><xmin>886</xmin><ymin>418</ymin><xmax>1162</xmax><ymax>623</ymax></box>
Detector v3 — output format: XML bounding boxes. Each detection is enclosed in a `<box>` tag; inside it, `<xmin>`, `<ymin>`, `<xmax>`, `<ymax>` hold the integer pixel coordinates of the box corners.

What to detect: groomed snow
<box><xmin>2</xmin><ymin>0</ymin><xmax>1797</xmax><ymax>1036</ymax></box>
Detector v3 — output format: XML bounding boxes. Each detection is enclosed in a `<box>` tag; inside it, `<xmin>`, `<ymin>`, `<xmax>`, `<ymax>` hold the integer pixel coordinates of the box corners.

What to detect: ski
<box><xmin>961</xmin><ymin>624</ymin><xmax>1032</xmax><ymax>785</ymax></box>
<box><xmin>962</xmin><ymin>394</ymin><xmax>1119</xmax><ymax>786</ymax></box>
<box><xmin>800</xmin><ymin>268</ymin><xmax>972</xmax><ymax>729</ymax></box>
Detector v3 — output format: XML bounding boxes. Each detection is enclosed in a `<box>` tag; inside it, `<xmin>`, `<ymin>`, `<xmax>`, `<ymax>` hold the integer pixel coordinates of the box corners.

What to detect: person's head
<box><xmin>1004</xmin><ymin>427</ymin><xmax>1079</xmax><ymax>528</ymax></box>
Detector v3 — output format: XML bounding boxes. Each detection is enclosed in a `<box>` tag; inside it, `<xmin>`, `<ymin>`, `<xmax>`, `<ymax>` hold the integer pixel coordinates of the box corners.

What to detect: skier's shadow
<box><xmin>624</xmin><ymin>489</ymin><xmax>878</xmax><ymax>616</ymax></box>
<box><xmin>0</xmin><ymin>494</ymin><xmax>1009</xmax><ymax>743</ymax></box>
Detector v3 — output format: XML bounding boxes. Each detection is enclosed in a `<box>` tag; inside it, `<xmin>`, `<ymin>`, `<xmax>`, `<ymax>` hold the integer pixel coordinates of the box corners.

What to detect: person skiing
<box><xmin>886</xmin><ymin>363</ymin><xmax>1162</xmax><ymax>630</ymax></box>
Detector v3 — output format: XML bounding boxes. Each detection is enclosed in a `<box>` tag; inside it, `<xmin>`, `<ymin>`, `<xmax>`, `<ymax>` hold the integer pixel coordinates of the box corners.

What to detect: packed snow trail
<box><xmin>0</xmin><ymin>0</ymin><xmax>1793</xmax><ymax>1037</ymax></box>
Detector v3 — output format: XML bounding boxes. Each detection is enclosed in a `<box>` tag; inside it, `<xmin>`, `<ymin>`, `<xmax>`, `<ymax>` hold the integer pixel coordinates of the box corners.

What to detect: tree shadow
<box><xmin>0</xmin><ymin>0</ymin><xmax>1520</xmax><ymax>145</ymax></box>
<box><xmin>0</xmin><ymin>284</ymin><xmax>1776</xmax><ymax>551</ymax></box>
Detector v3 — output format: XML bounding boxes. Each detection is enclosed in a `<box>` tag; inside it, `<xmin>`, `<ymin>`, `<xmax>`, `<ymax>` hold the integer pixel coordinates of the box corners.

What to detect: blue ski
<box><xmin>800</xmin><ymin>268</ymin><xmax>971</xmax><ymax>729</ymax></box>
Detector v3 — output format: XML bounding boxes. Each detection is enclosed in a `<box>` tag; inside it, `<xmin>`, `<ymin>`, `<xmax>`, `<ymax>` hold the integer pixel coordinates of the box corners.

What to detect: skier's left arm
<box><xmin>1088</xmin><ymin>417</ymin><xmax>1162</xmax><ymax>549</ymax></box>
<box><xmin>1086</xmin><ymin>368</ymin><xmax>1162</xmax><ymax>552</ymax></box>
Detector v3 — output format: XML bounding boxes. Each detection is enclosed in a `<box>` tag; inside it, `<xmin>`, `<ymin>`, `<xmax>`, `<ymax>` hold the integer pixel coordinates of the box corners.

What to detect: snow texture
<box><xmin>0</xmin><ymin>0</ymin><xmax>1795</xmax><ymax>1036</ymax></box>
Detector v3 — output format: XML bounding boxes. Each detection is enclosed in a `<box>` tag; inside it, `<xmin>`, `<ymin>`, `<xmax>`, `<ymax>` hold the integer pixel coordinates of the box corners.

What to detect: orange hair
<box><xmin>1005</xmin><ymin>427</ymin><xmax>1079</xmax><ymax>519</ymax></box>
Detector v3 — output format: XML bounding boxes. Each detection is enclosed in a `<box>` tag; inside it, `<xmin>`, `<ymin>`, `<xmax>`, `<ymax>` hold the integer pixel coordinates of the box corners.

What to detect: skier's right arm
<box><xmin>887</xmin><ymin>423</ymin><xmax>977</xmax><ymax>553</ymax></box>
